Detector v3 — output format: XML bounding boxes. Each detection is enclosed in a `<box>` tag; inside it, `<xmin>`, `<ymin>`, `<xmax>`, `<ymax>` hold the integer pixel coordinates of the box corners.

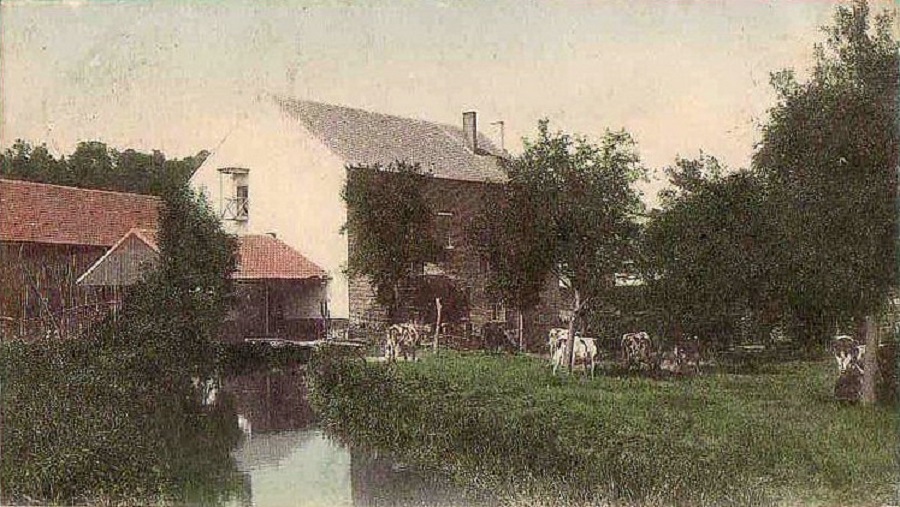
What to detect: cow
<box><xmin>674</xmin><ymin>336</ymin><xmax>702</xmax><ymax>375</ymax></box>
<box><xmin>482</xmin><ymin>322</ymin><xmax>518</xmax><ymax>353</ymax></box>
<box><xmin>552</xmin><ymin>335</ymin><xmax>598</xmax><ymax>378</ymax></box>
<box><xmin>621</xmin><ymin>331</ymin><xmax>654</xmax><ymax>370</ymax></box>
<box><xmin>832</xmin><ymin>335</ymin><xmax>866</xmax><ymax>402</ymax></box>
<box><xmin>832</xmin><ymin>335</ymin><xmax>864</xmax><ymax>374</ymax></box>
<box><xmin>547</xmin><ymin>328</ymin><xmax>569</xmax><ymax>363</ymax></box>
<box><xmin>385</xmin><ymin>323</ymin><xmax>421</xmax><ymax>362</ymax></box>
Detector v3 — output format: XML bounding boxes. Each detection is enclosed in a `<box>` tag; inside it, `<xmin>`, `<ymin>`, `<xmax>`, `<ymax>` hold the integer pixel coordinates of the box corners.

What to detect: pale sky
<box><xmin>1</xmin><ymin>0</ymin><xmax>896</xmax><ymax>203</ymax></box>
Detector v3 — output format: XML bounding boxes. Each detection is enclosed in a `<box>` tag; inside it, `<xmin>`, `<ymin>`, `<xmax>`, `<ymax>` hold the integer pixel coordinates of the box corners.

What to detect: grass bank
<box><xmin>308</xmin><ymin>351</ymin><xmax>898</xmax><ymax>507</ymax></box>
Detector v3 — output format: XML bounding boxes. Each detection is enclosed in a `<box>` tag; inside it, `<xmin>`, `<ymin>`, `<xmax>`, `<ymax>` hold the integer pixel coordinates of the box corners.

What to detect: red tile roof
<box><xmin>79</xmin><ymin>230</ymin><xmax>327</xmax><ymax>284</ymax></box>
<box><xmin>235</xmin><ymin>234</ymin><xmax>327</xmax><ymax>280</ymax></box>
<box><xmin>0</xmin><ymin>179</ymin><xmax>160</xmax><ymax>247</ymax></box>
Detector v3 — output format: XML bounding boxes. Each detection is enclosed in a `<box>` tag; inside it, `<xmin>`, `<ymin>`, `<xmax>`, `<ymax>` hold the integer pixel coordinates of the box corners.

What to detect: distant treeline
<box><xmin>0</xmin><ymin>140</ymin><xmax>208</xmax><ymax>196</ymax></box>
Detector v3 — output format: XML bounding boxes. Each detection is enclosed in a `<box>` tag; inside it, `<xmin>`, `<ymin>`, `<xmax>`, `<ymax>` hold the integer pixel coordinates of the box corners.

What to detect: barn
<box><xmin>0</xmin><ymin>178</ymin><xmax>159</xmax><ymax>339</ymax></box>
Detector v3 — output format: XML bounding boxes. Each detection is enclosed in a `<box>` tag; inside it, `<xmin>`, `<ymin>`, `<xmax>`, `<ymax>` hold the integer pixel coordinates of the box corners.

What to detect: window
<box><xmin>218</xmin><ymin>167</ymin><xmax>249</xmax><ymax>221</ymax></box>
<box><xmin>436</xmin><ymin>212</ymin><xmax>453</xmax><ymax>249</ymax></box>
<box><xmin>235</xmin><ymin>184</ymin><xmax>249</xmax><ymax>219</ymax></box>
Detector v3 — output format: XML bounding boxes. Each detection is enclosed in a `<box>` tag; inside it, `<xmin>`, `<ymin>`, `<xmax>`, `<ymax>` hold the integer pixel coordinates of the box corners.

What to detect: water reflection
<box><xmin>222</xmin><ymin>368</ymin><xmax>495</xmax><ymax>507</ymax></box>
<box><xmin>233</xmin><ymin>429</ymin><xmax>352</xmax><ymax>507</ymax></box>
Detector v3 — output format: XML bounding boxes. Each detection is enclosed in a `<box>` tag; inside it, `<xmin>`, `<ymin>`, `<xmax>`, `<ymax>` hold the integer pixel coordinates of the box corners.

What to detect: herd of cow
<box><xmin>546</xmin><ymin>329</ymin><xmax>702</xmax><ymax>377</ymax></box>
<box><xmin>382</xmin><ymin>323</ymin><xmax>704</xmax><ymax>377</ymax></box>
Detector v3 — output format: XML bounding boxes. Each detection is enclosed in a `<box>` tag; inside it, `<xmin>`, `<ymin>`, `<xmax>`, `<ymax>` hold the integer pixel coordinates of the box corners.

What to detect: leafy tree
<box><xmin>753</xmin><ymin>0</ymin><xmax>898</xmax><ymax>355</ymax></box>
<box><xmin>0</xmin><ymin>185</ymin><xmax>241</xmax><ymax>504</ymax></box>
<box><xmin>341</xmin><ymin>162</ymin><xmax>443</xmax><ymax>322</ymax></box>
<box><xmin>113</xmin><ymin>183</ymin><xmax>239</xmax><ymax>383</ymax></box>
<box><xmin>506</xmin><ymin>120</ymin><xmax>645</xmax><ymax>369</ymax></box>
<box><xmin>470</xmin><ymin>171</ymin><xmax>555</xmax><ymax>349</ymax></box>
<box><xmin>642</xmin><ymin>155</ymin><xmax>779</xmax><ymax>346</ymax></box>
<box><xmin>68</xmin><ymin>141</ymin><xmax>115</xmax><ymax>189</ymax></box>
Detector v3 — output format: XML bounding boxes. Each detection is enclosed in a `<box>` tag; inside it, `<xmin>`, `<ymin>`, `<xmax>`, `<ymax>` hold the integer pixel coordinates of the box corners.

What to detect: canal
<box><xmin>217</xmin><ymin>367</ymin><xmax>495</xmax><ymax>507</ymax></box>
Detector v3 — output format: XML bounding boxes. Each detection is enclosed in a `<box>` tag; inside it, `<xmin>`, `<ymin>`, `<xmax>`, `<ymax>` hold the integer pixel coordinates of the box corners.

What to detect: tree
<box><xmin>470</xmin><ymin>171</ymin><xmax>555</xmax><ymax>350</ymax></box>
<box><xmin>0</xmin><ymin>140</ymin><xmax>68</xmax><ymax>185</ymax></box>
<box><xmin>642</xmin><ymin>155</ymin><xmax>779</xmax><ymax>347</ymax></box>
<box><xmin>753</xmin><ymin>0</ymin><xmax>898</xmax><ymax>402</ymax></box>
<box><xmin>112</xmin><ymin>183</ymin><xmax>239</xmax><ymax>384</ymax></box>
<box><xmin>507</xmin><ymin>120</ymin><xmax>644</xmax><ymax>370</ymax></box>
<box><xmin>341</xmin><ymin>162</ymin><xmax>443</xmax><ymax>323</ymax></box>
<box><xmin>0</xmin><ymin>140</ymin><xmax>208</xmax><ymax>196</ymax></box>
<box><xmin>754</xmin><ymin>2</ymin><xmax>898</xmax><ymax>332</ymax></box>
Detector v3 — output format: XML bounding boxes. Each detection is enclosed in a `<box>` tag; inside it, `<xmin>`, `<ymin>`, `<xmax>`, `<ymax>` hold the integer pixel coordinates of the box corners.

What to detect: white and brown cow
<box><xmin>621</xmin><ymin>331</ymin><xmax>654</xmax><ymax>370</ymax></box>
<box><xmin>384</xmin><ymin>323</ymin><xmax>422</xmax><ymax>362</ymax></box>
<box><xmin>547</xmin><ymin>327</ymin><xmax>569</xmax><ymax>363</ymax></box>
<box><xmin>552</xmin><ymin>334</ymin><xmax>598</xmax><ymax>378</ymax></box>
<box><xmin>832</xmin><ymin>335</ymin><xmax>864</xmax><ymax>374</ymax></box>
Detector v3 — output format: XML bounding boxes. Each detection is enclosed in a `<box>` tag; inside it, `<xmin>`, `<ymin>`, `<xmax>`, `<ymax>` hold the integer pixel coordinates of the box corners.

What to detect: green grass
<box><xmin>309</xmin><ymin>351</ymin><xmax>899</xmax><ymax>507</ymax></box>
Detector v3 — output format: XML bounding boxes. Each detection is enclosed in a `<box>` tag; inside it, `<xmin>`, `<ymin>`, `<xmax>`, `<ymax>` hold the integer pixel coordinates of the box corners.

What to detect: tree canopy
<box><xmin>753</xmin><ymin>0</ymin><xmax>898</xmax><ymax>340</ymax></box>
<box><xmin>0</xmin><ymin>139</ymin><xmax>207</xmax><ymax>196</ymax></box>
<box><xmin>496</xmin><ymin>120</ymin><xmax>645</xmax><ymax>365</ymax></box>
<box><xmin>642</xmin><ymin>156</ymin><xmax>778</xmax><ymax>343</ymax></box>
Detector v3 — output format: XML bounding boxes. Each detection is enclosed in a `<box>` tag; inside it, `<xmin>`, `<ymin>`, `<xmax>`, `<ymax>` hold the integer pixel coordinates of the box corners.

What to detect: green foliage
<box><xmin>753</xmin><ymin>0</ymin><xmax>899</xmax><ymax>340</ymax></box>
<box><xmin>470</xmin><ymin>163</ymin><xmax>554</xmax><ymax>318</ymax></box>
<box><xmin>0</xmin><ymin>185</ymin><xmax>241</xmax><ymax>505</ymax></box>
<box><xmin>309</xmin><ymin>352</ymin><xmax>898</xmax><ymax>507</ymax></box>
<box><xmin>0</xmin><ymin>139</ymin><xmax>207</xmax><ymax>196</ymax></box>
<box><xmin>512</xmin><ymin>120</ymin><xmax>645</xmax><ymax>308</ymax></box>
<box><xmin>110</xmin><ymin>185</ymin><xmax>238</xmax><ymax>384</ymax></box>
<box><xmin>643</xmin><ymin>156</ymin><xmax>780</xmax><ymax>344</ymax></box>
<box><xmin>341</xmin><ymin>162</ymin><xmax>443</xmax><ymax>319</ymax></box>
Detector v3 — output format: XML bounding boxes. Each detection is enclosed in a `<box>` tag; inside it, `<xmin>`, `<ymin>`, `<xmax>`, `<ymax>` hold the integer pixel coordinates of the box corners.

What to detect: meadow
<box><xmin>309</xmin><ymin>350</ymin><xmax>899</xmax><ymax>507</ymax></box>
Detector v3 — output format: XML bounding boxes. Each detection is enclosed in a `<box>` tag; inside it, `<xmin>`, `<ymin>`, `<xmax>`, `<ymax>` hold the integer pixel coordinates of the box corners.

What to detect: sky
<box><xmin>1</xmin><ymin>0</ymin><xmax>896</xmax><ymax>203</ymax></box>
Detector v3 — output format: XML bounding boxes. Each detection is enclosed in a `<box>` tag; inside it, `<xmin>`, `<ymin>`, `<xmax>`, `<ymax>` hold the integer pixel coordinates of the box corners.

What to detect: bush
<box><xmin>0</xmin><ymin>185</ymin><xmax>242</xmax><ymax>505</ymax></box>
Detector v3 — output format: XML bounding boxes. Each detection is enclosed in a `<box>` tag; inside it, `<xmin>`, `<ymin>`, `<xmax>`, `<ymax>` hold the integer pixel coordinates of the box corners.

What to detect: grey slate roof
<box><xmin>273</xmin><ymin>96</ymin><xmax>507</xmax><ymax>183</ymax></box>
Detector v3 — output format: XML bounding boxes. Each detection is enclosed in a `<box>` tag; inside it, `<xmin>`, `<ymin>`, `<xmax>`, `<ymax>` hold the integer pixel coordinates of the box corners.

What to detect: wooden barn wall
<box><xmin>0</xmin><ymin>241</ymin><xmax>117</xmax><ymax>339</ymax></box>
<box><xmin>78</xmin><ymin>235</ymin><xmax>159</xmax><ymax>286</ymax></box>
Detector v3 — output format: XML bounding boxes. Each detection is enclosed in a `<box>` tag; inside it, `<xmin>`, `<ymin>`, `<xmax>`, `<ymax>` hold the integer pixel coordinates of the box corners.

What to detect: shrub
<box><xmin>0</xmin><ymin>185</ymin><xmax>242</xmax><ymax>505</ymax></box>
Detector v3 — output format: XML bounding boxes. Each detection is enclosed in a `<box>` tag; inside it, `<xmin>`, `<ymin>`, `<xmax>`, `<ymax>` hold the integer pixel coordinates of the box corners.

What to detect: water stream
<box><xmin>215</xmin><ymin>367</ymin><xmax>492</xmax><ymax>507</ymax></box>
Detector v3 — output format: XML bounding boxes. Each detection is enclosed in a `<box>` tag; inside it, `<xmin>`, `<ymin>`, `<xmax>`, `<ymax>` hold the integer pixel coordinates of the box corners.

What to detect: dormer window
<box><xmin>219</xmin><ymin>167</ymin><xmax>249</xmax><ymax>221</ymax></box>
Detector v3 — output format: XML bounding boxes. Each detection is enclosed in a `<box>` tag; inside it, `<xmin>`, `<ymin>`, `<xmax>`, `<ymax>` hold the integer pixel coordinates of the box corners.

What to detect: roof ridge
<box><xmin>0</xmin><ymin>178</ymin><xmax>161</xmax><ymax>201</ymax></box>
<box><xmin>273</xmin><ymin>95</ymin><xmax>451</xmax><ymax>131</ymax></box>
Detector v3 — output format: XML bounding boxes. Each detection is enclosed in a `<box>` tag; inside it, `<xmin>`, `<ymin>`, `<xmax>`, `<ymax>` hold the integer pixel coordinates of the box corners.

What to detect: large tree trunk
<box><xmin>860</xmin><ymin>314</ymin><xmax>879</xmax><ymax>405</ymax></box>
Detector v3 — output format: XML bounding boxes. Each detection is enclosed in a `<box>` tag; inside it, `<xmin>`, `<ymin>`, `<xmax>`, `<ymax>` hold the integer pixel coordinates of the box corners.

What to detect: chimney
<box><xmin>463</xmin><ymin>111</ymin><xmax>477</xmax><ymax>153</ymax></box>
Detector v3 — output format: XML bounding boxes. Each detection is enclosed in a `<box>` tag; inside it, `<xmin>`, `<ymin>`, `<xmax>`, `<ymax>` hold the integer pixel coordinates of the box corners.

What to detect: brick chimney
<box><xmin>463</xmin><ymin>111</ymin><xmax>477</xmax><ymax>153</ymax></box>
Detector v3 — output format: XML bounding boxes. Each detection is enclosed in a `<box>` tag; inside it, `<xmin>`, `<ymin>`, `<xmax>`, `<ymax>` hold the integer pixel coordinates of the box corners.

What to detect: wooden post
<box><xmin>433</xmin><ymin>297</ymin><xmax>442</xmax><ymax>352</ymax></box>
<box><xmin>264</xmin><ymin>283</ymin><xmax>270</xmax><ymax>336</ymax></box>
<box><xmin>860</xmin><ymin>314</ymin><xmax>879</xmax><ymax>405</ymax></box>
<box><xmin>518</xmin><ymin>309</ymin><xmax>524</xmax><ymax>352</ymax></box>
